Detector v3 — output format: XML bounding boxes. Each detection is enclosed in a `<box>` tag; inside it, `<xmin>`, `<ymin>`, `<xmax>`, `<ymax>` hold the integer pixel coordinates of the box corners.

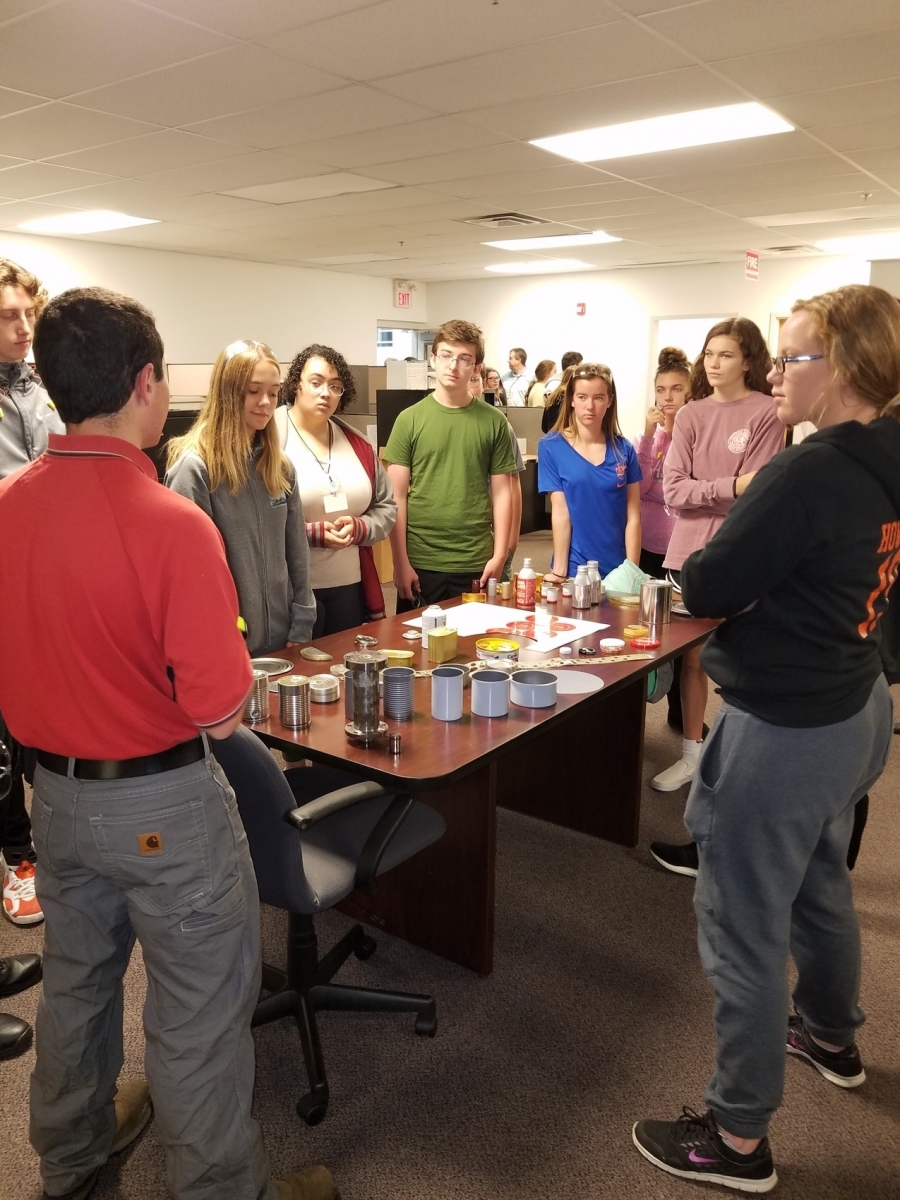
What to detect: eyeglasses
<box><xmin>435</xmin><ymin>351</ymin><xmax>476</xmax><ymax>369</ymax></box>
<box><xmin>303</xmin><ymin>377</ymin><xmax>344</xmax><ymax>398</ymax></box>
<box><xmin>771</xmin><ymin>354</ymin><xmax>824</xmax><ymax>373</ymax></box>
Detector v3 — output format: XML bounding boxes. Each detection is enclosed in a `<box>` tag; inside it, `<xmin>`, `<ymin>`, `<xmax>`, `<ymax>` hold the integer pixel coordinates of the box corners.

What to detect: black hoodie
<box><xmin>681</xmin><ymin>416</ymin><xmax>900</xmax><ymax>727</ymax></box>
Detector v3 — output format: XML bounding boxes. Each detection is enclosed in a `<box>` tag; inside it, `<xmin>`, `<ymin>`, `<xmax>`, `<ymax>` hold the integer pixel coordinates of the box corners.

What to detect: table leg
<box><xmin>496</xmin><ymin>678</ymin><xmax>646</xmax><ymax>847</ymax></box>
<box><xmin>337</xmin><ymin>760</ymin><xmax>498</xmax><ymax>975</ymax></box>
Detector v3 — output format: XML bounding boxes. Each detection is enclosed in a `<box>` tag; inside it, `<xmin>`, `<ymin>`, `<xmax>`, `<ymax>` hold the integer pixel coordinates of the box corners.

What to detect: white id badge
<box><xmin>323</xmin><ymin>491</ymin><xmax>349</xmax><ymax>513</ymax></box>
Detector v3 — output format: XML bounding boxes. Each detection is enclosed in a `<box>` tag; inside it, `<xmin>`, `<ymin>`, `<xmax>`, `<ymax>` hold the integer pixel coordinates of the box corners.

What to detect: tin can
<box><xmin>475</xmin><ymin>637</ymin><xmax>520</xmax><ymax>662</ymax></box>
<box><xmin>499</xmin><ymin>581</ymin><xmax>512</xmax><ymax>600</ymax></box>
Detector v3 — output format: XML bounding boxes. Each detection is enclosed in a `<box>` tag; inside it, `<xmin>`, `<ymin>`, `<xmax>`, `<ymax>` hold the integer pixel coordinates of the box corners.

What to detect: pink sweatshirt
<box><xmin>662</xmin><ymin>391</ymin><xmax>784</xmax><ymax>570</ymax></box>
<box><xmin>633</xmin><ymin>427</ymin><xmax>675</xmax><ymax>555</ymax></box>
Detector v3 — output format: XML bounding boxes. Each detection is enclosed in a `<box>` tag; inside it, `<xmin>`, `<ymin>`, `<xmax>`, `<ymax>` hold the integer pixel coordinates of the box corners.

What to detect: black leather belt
<box><xmin>37</xmin><ymin>737</ymin><xmax>205</xmax><ymax>781</ymax></box>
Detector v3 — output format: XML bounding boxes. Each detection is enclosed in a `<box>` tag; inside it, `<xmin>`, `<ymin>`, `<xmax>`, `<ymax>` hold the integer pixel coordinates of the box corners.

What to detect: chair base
<box><xmin>254</xmin><ymin>913</ymin><xmax>436</xmax><ymax>1124</ymax></box>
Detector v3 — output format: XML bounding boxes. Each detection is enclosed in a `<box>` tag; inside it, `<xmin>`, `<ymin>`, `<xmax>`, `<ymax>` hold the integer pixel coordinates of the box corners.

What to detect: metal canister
<box><xmin>243</xmin><ymin>669</ymin><xmax>270</xmax><ymax>722</ymax></box>
<box><xmin>344</xmin><ymin>649</ymin><xmax>386</xmax><ymax>718</ymax></box>
<box><xmin>639</xmin><ymin>578</ymin><xmax>673</xmax><ymax>634</ymax></box>
<box><xmin>475</xmin><ymin>637</ymin><xmax>520</xmax><ymax>662</ymax></box>
<box><xmin>344</xmin><ymin>651</ymin><xmax>388</xmax><ymax>742</ymax></box>
<box><xmin>276</xmin><ymin>675</ymin><xmax>310</xmax><ymax>729</ymax></box>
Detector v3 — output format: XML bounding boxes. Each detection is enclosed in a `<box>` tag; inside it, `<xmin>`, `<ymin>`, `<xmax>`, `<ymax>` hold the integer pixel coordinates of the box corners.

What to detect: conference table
<box><xmin>250</xmin><ymin>595</ymin><xmax>717</xmax><ymax>976</ymax></box>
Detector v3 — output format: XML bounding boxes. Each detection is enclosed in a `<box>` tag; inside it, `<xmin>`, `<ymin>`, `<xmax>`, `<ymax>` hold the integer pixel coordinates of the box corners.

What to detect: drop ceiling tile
<box><xmin>614</xmin><ymin>131</ymin><xmax>828</xmax><ymax>181</ymax></box>
<box><xmin>377</xmin><ymin>22</ymin><xmax>693</xmax><ymax>114</ymax></box>
<box><xmin>0</xmin><ymin>155</ymin><xmax>27</xmax><ymax>171</ymax></box>
<box><xmin>850</xmin><ymin>147</ymin><xmax>900</xmax><ymax>172</ymax></box>
<box><xmin>0</xmin><ymin>160</ymin><xmax>119</xmax><ymax>198</ymax></box>
<box><xmin>285</xmin><ymin>117</ymin><xmax>509</xmax><ymax>170</ymax></box>
<box><xmin>0</xmin><ymin>198</ymin><xmax>92</xmax><ymax>227</ymax></box>
<box><xmin>463</xmin><ymin>66</ymin><xmax>743</xmax><ymax>141</ymax></box>
<box><xmin>80</xmin><ymin>221</ymin><xmax>236</xmax><ymax>250</ymax></box>
<box><xmin>139</xmin><ymin>151</ymin><xmax>334</xmax><ymax>193</ymax></box>
<box><xmin>264</xmin><ymin>0</ymin><xmax>620</xmax><ymax>80</ymax></box>
<box><xmin>362</xmin><ymin>142</ymin><xmax>554</xmax><ymax>186</ymax></box>
<box><xmin>0</xmin><ymin>0</ymin><xmax>67</xmax><ymax>21</ymax></box>
<box><xmin>423</xmin><ymin>163</ymin><xmax>610</xmax><ymax>200</ymax></box>
<box><xmin>71</xmin><ymin>44</ymin><xmax>349</xmax><ymax>126</ymax></box>
<box><xmin>768</xmin><ymin>79</ymin><xmax>900</xmax><ymax>131</ymax></box>
<box><xmin>526</xmin><ymin>196</ymin><xmax>703</xmax><ymax>223</ymax></box>
<box><xmin>0</xmin><ymin>84</ymin><xmax>48</xmax><ymax>118</ymax></box>
<box><xmin>44</xmin><ymin>130</ymin><xmax>252</xmax><ymax>176</ymax></box>
<box><xmin>712</xmin><ymin>28</ymin><xmax>900</xmax><ymax>99</ymax></box>
<box><xmin>636</xmin><ymin>155</ymin><xmax>872</xmax><ymax>197</ymax></box>
<box><xmin>0</xmin><ymin>102</ymin><xmax>160</xmax><ymax>159</ymax></box>
<box><xmin>184</xmin><ymin>87</ymin><xmax>435</xmax><ymax>150</ymax></box>
<box><xmin>0</xmin><ymin>0</ymin><xmax>232</xmax><ymax>99</ymax></box>
<box><xmin>139</xmin><ymin>0</ymin><xmax>383</xmax><ymax>39</ymax></box>
<box><xmin>644</xmin><ymin>0</ymin><xmax>900</xmax><ymax>62</ymax></box>
<box><xmin>716</xmin><ymin>187</ymin><xmax>898</xmax><ymax>218</ymax></box>
<box><xmin>23</xmin><ymin>177</ymin><xmax>270</xmax><ymax>221</ymax></box>
<box><xmin>809</xmin><ymin>118</ymin><xmax>900</xmax><ymax>154</ymax></box>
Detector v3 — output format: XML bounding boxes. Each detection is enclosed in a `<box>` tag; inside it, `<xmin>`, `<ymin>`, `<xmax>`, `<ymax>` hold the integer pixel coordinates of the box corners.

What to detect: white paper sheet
<box><xmin>404</xmin><ymin>602</ymin><xmax>607</xmax><ymax>652</ymax></box>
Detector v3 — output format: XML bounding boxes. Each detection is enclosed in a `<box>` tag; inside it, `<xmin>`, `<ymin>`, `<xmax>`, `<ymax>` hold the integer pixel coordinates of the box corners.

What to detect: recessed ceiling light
<box><xmin>815</xmin><ymin>231</ymin><xmax>900</xmax><ymax>258</ymax></box>
<box><xmin>531</xmin><ymin>102</ymin><xmax>793</xmax><ymax>163</ymax></box>
<box><xmin>224</xmin><ymin>173</ymin><xmax>396</xmax><ymax>203</ymax></box>
<box><xmin>484</xmin><ymin>259</ymin><xmax>593</xmax><ymax>275</ymax></box>
<box><xmin>483</xmin><ymin>230</ymin><xmax>621</xmax><ymax>251</ymax></box>
<box><xmin>18</xmin><ymin>210</ymin><xmax>158</xmax><ymax>234</ymax></box>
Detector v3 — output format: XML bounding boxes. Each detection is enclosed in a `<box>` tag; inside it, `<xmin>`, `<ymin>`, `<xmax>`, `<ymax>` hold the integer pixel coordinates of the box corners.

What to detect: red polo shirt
<box><xmin>0</xmin><ymin>434</ymin><xmax>252</xmax><ymax>758</ymax></box>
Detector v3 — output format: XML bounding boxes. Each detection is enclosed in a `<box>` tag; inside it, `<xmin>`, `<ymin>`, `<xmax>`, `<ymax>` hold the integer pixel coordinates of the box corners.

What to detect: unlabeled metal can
<box><xmin>277</xmin><ymin>675</ymin><xmax>311</xmax><ymax>729</ymax></box>
<box><xmin>499</xmin><ymin>581</ymin><xmax>512</xmax><ymax>600</ymax></box>
<box><xmin>244</xmin><ymin>669</ymin><xmax>270</xmax><ymax>722</ymax></box>
<box><xmin>475</xmin><ymin>637</ymin><xmax>520</xmax><ymax>662</ymax></box>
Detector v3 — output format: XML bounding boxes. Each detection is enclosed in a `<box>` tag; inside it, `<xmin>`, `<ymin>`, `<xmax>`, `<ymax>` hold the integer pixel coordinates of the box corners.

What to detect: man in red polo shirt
<box><xmin>0</xmin><ymin>288</ymin><xmax>336</xmax><ymax>1200</ymax></box>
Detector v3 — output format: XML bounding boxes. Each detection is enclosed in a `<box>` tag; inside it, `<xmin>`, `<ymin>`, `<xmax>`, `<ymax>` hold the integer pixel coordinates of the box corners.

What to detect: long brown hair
<box><xmin>689</xmin><ymin>317</ymin><xmax>772</xmax><ymax>400</ymax></box>
<box><xmin>553</xmin><ymin>362</ymin><xmax>625</xmax><ymax>444</ymax></box>
<box><xmin>791</xmin><ymin>285</ymin><xmax>900</xmax><ymax>424</ymax></box>
<box><xmin>167</xmin><ymin>340</ymin><xmax>291</xmax><ymax>497</ymax></box>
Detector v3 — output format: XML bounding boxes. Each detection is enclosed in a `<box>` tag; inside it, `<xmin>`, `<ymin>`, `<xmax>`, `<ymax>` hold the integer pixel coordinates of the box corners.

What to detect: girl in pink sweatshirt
<box><xmin>652</xmin><ymin>318</ymin><xmax>784</xmax><ymax>794</ymax></box>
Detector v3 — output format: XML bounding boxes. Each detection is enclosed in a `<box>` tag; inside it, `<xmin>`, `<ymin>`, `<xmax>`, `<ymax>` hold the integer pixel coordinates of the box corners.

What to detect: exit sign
<box><xmin>393</xmin><ymin>280</ymin><xmax>414</xmax><ymax>308</ymax></box>
<box><xmin>395</xmin><ymin>290</ymin><xmax>411</xmax><ymax>308</ymax></box>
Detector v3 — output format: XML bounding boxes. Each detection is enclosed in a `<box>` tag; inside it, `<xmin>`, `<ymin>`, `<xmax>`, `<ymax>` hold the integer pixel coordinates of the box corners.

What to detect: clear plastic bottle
<box><xmin>573</xmin><ymin>564</ymin><xmax>592</xmax><ymax>610</ymax></box>
<box><xmin>516</xmin><ymin>557</ymin><xmax>536</xmax><ymax>608</ymax></box>
<box><xmin>534</xmin><ymin>601</ymin><xmax>552</xmax><ymax>637</ymax></box>
<box><xmin>587</xmin><ymin>560</ymin><xmax>602</xmax><ymax>606</ymax></box>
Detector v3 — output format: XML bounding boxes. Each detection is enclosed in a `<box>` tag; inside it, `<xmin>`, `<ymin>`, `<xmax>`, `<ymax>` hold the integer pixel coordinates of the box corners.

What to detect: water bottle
<box><xmin>573</xmin><ymin>565</ymin><xmax>592</xmax><ymax>610</ymax></box>
<box><xmin>534</xmin><ymin>601</ymin><xmax>552</xmax><ymax>637</ymax></box>
<box><xmin>587</xmin><ymin>560</ymin><xmax>602</xmax><ymax>605</ymax></box>
<box><xmin>516</xmin><ymin>557</ymin><xmax>536</xmax><ymax>608</ymax></box>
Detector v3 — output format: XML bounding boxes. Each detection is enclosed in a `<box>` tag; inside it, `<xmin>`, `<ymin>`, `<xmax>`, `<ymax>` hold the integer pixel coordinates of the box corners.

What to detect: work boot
<box><xmin>0</xmin><ymin>1011</ymin><xmax>32</xmax><ymax>1059</ymax></box>
<box><xmin>111</xmin><ymin>1080</ymin><xmax>153</xmax><ymax>1153</ymax></box>
<box><xmin>273</xmin><ymin>1165</ymin><xmax>340</xmax><ymax>1199</ymax></box>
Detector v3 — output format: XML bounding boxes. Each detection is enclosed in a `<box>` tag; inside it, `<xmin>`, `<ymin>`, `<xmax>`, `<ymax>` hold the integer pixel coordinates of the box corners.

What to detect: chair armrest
<box><xmin>284</xmin><ymin>780</ymin><xmax>390</xmax><ymax>831</ymax></box>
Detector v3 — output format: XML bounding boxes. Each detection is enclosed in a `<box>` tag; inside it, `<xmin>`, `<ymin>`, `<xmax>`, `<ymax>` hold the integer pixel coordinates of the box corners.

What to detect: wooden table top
<box><xmin>247</xmin><ymin>595</ymin><xmax>717</xmax><ymax>790</ymax></box>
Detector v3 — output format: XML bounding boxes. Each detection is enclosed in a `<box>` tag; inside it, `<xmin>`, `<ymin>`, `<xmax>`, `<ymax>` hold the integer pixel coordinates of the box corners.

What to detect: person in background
<box><xmin>470</xmin><ymin>366</ymin><xmax>524</xmax><ymax>583</ymax></box>
<box><xmin>527</xmin><ymin>359</ymin><xmax>556</xmax><ymax>407</ymax></box>
<box><xmin>543</xmin><ymin>349</ymin><xmax>583</xmax><ymax>397</ymax></box>
<box><xmin>634</xmin><ymin>346</ymin><xmax>691</xmax><ymax>732</ymax></box>
<box><xmin>0</xmin><ymin>287</ymin><xmax>335</xmax><ymax>1200</ymax></box>
<box><xmin>276</xmin><ymin>344</ymin><xmax>396</xmax><ymax>638</ymax></box>
<box><xmin>166</xmin><ymin>340</ymin><xmax>316</xmax><ymax>657</ymax></box>
<box><xmin>541</xmin><ymin>364</ymin><xmax>577</xmax><ymax>434</ymax></box>
<box><xmin>633</xmin><ymin>283</ymin><xmax>900</xmax><ymax>1196</ymax></box>
<box><xmin>0</xmin><ymin>257</ymin><xmax>60</xmax><ymax>937</ymax></box>
<box><xmin>503</xmin><ymin>347</ymin><xmax>530</xmax><ymax>406</ymax></box>
<box><xmin>483</xmin><ymin>366</ymin><xmax>508</xmax><ymax>406</ymax></box>
<box><xmin>651</xmin><ymin>318</ymin><xmax>782</xmax><ymax>795</ymax></box>
<box><xmin>385</xmin><ymin>319</ymin><xmax>516</xmax><ymax>609</ymax></box>
<box><xmin>539</xmin><ymin>363</ymin><xmax>642</xmax><ymax>582</ymax></box>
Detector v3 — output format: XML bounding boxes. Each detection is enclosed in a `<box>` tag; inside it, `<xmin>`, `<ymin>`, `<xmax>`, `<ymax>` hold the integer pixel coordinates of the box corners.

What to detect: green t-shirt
<box><xmin>384</xmin><ymin>393</ymin><xmax>517</xmax><ymax>572</ymax></box>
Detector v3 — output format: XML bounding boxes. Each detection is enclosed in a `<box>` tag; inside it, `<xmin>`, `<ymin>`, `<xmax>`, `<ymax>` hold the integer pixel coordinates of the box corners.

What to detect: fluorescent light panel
<box><xmin>484</xmin><ymin>259</ymin><xmax>593</xmax><ymax>275</ymax></box>
<box><xmin>225</xmin><ymin>173</ymin><xmax>396</xmax><ymax>204</ymax></box>
<box><xmin>19</xmin><ymin>210</ymin><xmax>158</xmax><ymax>234</ymax></box>
<box><xmin>816</xmin><ymin>231</ymin><xmax>900</xmax><ymax>258</ymax></box>
<box><xmin>484</xmin><ymin>230</ymin><xmax>621</xmax><ymax>251</ymax></box>
<box><xmin>531</xmin><ymin>102</ymin><xmax>793</xmax><ymax>163</ymax></box>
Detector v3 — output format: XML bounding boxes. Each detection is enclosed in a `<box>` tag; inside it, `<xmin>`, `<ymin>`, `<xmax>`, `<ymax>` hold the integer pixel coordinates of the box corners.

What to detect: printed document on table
<box><xmin>404</xmin><ymin>603</ymin><xmax>607</xmax><ymax>651</ymax></box>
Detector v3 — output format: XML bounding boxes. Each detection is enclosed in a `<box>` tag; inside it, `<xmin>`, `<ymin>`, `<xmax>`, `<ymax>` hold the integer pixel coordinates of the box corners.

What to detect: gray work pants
<box><xmin>29</xmin><ymin>750</ymin><xmax>276</xmax><ymax>1199</ymax></box>
<box><xmin>685</xmin><ymin>676</ymin><xmax>894</xmax><ymax>1139</ymax></box>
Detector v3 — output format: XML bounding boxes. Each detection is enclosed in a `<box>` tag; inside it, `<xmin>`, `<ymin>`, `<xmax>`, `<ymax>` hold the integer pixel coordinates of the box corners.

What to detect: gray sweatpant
<box><xmin>685</xmin><ymin>675</ymin><xmax>894</xmax><ymax>1139</ymax></box>
<box><xmin>29</xmin><ymin>749</ymin><xmax>276</xmax><ymax>1199</ymax></box>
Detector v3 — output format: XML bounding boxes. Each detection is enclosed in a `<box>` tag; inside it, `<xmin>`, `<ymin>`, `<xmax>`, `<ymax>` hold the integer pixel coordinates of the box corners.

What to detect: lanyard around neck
<box><xmin>290</xmin><ymin>412</ymin><xmax>338</xmax><ymax>494</ymax></box>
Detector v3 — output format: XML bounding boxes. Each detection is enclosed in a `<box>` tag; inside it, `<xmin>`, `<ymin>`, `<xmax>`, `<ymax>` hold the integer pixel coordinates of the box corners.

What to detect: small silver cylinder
<box><xmin>639</xmin><ymin>579</ymin><xmax>673</xmax><ymax>633</ymax></box>
<box><xmin>243</xmin><ymin>669</ymin><xmax>270</xmax><ymax>722</ymax></box>
<box><xmin>277</xmin><ymin>675</ymin><xmax>311</xmax><ymax>729</ymax></box>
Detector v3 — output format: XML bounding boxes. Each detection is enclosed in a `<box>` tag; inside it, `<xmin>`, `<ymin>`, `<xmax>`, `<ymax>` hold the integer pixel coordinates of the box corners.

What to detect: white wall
<box><xmin>427</xmin><ymin>256</ymin><xmax>871</xmax><ymax>436</ymax></box>
<box><xmin>0</xmin><ymin>231</ymin><xmax>427</xmax><ymax>366</ymax></box>
<box><xmin>869</xmin><ymin>259</ymin><xmax>900</xmax><ymax>296</ymax></box>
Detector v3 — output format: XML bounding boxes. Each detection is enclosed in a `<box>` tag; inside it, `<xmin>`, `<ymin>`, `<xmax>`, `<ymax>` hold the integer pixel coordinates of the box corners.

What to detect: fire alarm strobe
<box><xmin>576</xmin><ymin>302</ymin><xmax>586</xmax><ymax>316</ymax></box>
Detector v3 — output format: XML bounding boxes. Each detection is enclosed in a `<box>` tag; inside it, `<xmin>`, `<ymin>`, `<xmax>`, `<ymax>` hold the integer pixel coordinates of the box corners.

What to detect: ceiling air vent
<box><xmin>462</xmin><ymin>212</ymin><xmax>549</xmax><ymax>228</ymax></box>
<box><xmin>763</xmin><ymin>245</ymin><xmax>821</xmax><ymax>256</ymax></box>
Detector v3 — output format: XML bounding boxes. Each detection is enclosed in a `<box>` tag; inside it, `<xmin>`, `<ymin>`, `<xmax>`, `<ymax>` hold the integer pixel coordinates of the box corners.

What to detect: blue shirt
<box><xmin>538</xmin><ymin>432</ymin><xmax>642</xmax><ymax>575</ymax></box>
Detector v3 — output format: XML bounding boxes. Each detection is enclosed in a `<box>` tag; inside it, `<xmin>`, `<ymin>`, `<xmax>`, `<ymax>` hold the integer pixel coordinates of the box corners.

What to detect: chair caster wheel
<box><xmin>415</xmin><ymin>1007</ymin><xmax>437</xmax><ymax>1037</ymax></box>
<box><xmin>297</xmin><ymin>1092</ymin><xmax>328</xmax><ymax>1125</ymax></box>
<box><xmin>354</xmin><ymin>934</ymin><xmax>377</xmax><ymax>961</ymax></box>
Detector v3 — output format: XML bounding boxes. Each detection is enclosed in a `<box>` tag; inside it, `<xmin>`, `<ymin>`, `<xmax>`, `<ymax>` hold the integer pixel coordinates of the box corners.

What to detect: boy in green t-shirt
<box><xmin>384</xmin><ymin>319</ymin><xmax>516</xmax><ymax>610</ymax></box>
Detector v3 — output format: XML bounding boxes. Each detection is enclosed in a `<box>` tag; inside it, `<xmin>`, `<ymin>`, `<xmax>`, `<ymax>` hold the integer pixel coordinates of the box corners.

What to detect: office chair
<box><xmin>212</xmin><ymin>726</ymin><xmax>446</xmax><ymax>1125</ymax></box>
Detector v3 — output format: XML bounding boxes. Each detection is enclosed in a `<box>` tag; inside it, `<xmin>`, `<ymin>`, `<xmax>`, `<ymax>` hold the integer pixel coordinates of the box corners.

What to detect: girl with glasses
<box><xmin>276</xmin><ymin>344</ymin><xmax>396</xmax><ymax>638</ymax></box>
<box><xmin>166</xmin><ymin>340</ymin><xmax>316</xmax><ymax>657</ymax></box>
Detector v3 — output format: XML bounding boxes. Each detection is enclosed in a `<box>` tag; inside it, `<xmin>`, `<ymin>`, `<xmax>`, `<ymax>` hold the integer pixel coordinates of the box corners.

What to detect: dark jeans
<box><xmin>396</xmin><ymin>568</ymin><xmax>479</xmax><ymax>613</ymax></box>
<box><xmin>313</xmin><ymin>582</ymin><xmax>366</xmax><ymax>639</ymax></box>
<box><xmin>639</xmin><ymin>548</ymin><xmax>683</xmax><ymax>729</ymax></box>
<box><xmin>0</xmin><ymin>719</ymin><xmax>35</xmax><ymax>863</ymax></box>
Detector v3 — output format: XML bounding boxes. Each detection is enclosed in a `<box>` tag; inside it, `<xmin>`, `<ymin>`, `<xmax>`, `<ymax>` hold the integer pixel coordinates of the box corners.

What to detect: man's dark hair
<box><xmin>33</xmin><ymin>287</ymin><xmax>164</xmax><ymax>424</ymax></box>
<box><xmin>561</xmin><ymin>350</ymin><xmax>583</xmax><ymax>370</ymax></box>
<box><xmin>510</xmin><ymin>347</ymin><xmax>527</xmax><ymax>366</ymax></box>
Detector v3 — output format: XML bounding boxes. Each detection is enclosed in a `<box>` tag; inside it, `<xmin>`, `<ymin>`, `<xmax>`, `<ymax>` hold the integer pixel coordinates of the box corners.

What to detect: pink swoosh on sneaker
<box><xmin>688</xmin><ymin>1150</ymin><xmax>720</xmax><ymax>1164</ymax></box>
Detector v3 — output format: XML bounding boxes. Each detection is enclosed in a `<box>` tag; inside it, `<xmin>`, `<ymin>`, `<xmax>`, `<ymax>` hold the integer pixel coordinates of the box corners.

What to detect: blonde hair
<box><xmin>0</xmin><ymin>257</ymin><xmax>48</xmax><ymax>314</ymax></box>
<box><xmin>167</xmin><ymin>340</ymin><xmax>291</xmax><ymax>497</ymax></box>
<box><xmin>791</xmin><ymin>285</ymin><xmax>900</xmax><ymax>423</ymax></box>
<box><xmin>553</xmin><ymin>362</ymin><xmax>624</xmax><ymax>444</ymax></box>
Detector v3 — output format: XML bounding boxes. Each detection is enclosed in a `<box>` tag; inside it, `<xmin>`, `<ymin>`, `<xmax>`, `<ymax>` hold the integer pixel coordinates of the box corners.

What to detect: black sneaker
<box><xmin>650</xmin><ymin>840</ymin><xmax>699</xmax><ymax>878</ymax></box>
<box><xmin>786</xmin><ymin>1014</ymin><xmax>865</xmax><ymax>1088</ymax></box>
<box><xmin>633</xmin><ymin>1107</ymin><xmax>777</xmax><ymax>1193</ymax></box>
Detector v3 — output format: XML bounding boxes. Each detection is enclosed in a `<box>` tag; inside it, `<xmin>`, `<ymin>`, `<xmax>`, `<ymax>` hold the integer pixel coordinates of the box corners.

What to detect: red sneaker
<box><xmin>2</xmin><ymin>857</ymin><xmax>44</xmax><ymax>926</ymax></box>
